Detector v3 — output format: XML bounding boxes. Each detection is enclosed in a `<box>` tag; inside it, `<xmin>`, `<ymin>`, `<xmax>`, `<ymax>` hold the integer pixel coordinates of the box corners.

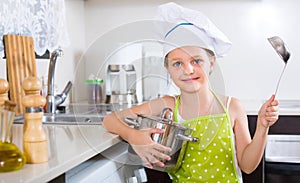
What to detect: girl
<box><xmin>103</xmin><ymin>3</ymin><xmax>279</xmax><ymax>182</ymax></box>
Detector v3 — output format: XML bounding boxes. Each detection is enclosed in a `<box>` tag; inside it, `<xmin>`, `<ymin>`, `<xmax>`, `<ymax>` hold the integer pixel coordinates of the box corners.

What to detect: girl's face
<box><xmin>165</xmin><ymin>46</ymin><xmax>215</xmax><ymax>93</ymax></box>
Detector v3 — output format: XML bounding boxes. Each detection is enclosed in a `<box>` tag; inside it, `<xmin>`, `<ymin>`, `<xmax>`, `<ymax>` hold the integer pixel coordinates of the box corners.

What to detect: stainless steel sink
<box><xmin>13</xmin><ymin>103</ymin><xmax>134</xmax><ymax>125</ymax></box>
<box><xmin>14</xmin><ymin>113</ymin><xmax>104</xmax><ymax>125</ymax></box>
<box><xmin>42</xmin><ymin>113</ymin><xmax>104</xmax><ymax>125</ymax></box>
<box><xmin>13</xmin><ymin>104</ymin><xmax>110</xmax><ymax>125</ymax></box>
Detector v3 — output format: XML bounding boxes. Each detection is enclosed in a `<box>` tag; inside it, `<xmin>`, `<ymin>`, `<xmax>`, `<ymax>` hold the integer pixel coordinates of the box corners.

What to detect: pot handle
<box><xmin>124</xmin><ymin>117</ymin><xmax>140</xmax><ymax>128</ymax></box>
<box><xmin>176</xmin><ymin>134</ymin><xmax>199</xmax><ymax>142</ymax></box>
<box><xmin>160</xmin><ymin>107</ymin><xmax>173</xmax><ymax>120</ymax></box>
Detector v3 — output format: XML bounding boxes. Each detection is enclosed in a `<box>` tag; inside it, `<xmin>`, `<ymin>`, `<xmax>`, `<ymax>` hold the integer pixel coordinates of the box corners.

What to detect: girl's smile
<box><xmin>181</xmin><ymin>76</ymin><xmax>200</xmax><ymax>82</ymax></box>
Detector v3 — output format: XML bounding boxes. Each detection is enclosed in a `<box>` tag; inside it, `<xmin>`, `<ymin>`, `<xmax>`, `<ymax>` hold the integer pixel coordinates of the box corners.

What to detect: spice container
<box><xmin>22</xmin><ymin>77</ymin><xmax>48</xmax><ymax>164</ymax></box>
<box><xmin>86</xmin><ymin>79</ymin><xmax>104</xmax><ymax>104</ymax></box>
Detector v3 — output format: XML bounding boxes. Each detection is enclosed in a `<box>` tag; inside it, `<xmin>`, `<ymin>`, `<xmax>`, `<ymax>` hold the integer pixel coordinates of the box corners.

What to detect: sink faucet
<box><xmin>45</xmin><ymin>48</ymin><xmax>72</xmax><ymax>114</ymax></box>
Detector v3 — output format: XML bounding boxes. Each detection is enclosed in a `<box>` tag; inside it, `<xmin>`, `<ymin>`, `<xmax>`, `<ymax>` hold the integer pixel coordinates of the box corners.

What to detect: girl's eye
<box><xmin>193</xmin><ymin>59</ymin><xmax>202</xmax><ymax>65</ymax></box>
<box><xmin>173</xmin><ymin>61</ymin><xmax>182</xmax><ymax>67</ymax></box>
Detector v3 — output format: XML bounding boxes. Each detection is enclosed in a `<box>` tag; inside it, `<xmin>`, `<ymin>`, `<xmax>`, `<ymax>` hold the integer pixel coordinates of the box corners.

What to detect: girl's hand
<box><xmin>129</xmin><ymin>128</ymin><xmax>172</xmax><ymax>169</ymax></box>
<box><xmin>258</xmin><ymin>94</ymin><xmax>279</xmax><ymax>128</ymax></box>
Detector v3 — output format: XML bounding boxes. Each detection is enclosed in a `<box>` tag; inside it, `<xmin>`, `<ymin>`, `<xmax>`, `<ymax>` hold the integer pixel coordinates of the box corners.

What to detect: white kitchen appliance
<box><xmin>105</xmin><ymin>64</ymin><xmax>138</xmax><ymax>104</ymax></box>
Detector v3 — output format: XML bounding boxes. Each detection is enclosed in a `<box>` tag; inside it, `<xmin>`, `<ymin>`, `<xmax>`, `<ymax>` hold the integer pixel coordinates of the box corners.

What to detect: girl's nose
<box><xmin>183</xmin><ymin>63</ymin><xmax>194</xmax><ymax>74</ymax></box>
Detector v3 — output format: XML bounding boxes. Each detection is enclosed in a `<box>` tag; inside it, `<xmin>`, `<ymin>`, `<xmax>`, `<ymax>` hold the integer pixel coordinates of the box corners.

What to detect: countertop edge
<box><xmin>38</xmin><ymin>134</ymin><xmax>122</xmax><ymax>183</ymax></box>
<box><xmin>2</xmin><ymin>124</ymin><xmax>122</xmax><ymax>183</ymax></box>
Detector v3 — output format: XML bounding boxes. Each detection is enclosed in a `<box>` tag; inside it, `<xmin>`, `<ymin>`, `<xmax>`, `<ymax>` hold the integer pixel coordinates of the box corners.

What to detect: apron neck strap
<box><xmin>174</xmin><ymin>90</ymin><xmax>230</xmax><ymax>122</ymax></box>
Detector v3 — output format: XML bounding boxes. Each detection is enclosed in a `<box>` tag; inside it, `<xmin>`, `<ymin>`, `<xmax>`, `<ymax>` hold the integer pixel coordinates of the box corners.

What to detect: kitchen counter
<box><xmin>241</xmin><ymin>99</ymin><xmax>300</xmax><ymax>115</ymax></box>
<box><xmin>1</xmin><ymin>124</ymin><xmax>121</xmax><ymax>183</ymax></box>
<box><xmin>2</xmin><ymin>100</ymin><xmax>300</xmax><ymax>183</ymax></box>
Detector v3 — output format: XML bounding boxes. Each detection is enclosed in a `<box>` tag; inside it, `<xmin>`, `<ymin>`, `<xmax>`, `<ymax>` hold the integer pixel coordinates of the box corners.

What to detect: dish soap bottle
<box><xmin>22</xmin><ymin>76</ymin><xmax>48</xmax><ymax>163</ymax></box>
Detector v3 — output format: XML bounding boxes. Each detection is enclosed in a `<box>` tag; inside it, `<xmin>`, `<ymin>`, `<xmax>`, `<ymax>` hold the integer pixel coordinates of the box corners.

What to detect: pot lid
<box><xmin>137</xmin><ymin>114</ymin><xmax>187</xmax><ymax>129</ymax></box>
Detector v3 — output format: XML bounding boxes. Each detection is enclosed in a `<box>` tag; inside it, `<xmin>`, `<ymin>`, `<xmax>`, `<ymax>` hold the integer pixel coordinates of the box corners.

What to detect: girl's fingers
<box><xmin>131</xmin><ymin>128</ymin><xmax>174</xmax><ymax>168</ymax></box>
<box><xmin>265</xmin><ymin>94</ymin><xmax>275</xmax><ymax>107</ymax></box>
<box><xmin>146</xmin><ymin>153</ymin><xmax>165</xmax><ymax>167</ymax></box>
<box><xmin>153</xmin><ymin>150</ymin><xmax>171</xmax><ymax>161</ymax></box>
<box><xmin>266</xmin><ymin>105</ymin><xmax>278</xmax><ymax>112</ymax></box>
<box><xmin>141</xmin><ymin>155</ymin><xmax>153</xmax><ymax>169</ymax></box>
<box><xmin>155</xmin><ymin>144</ymin><xmax>172</xmax><ymax>153</ymax></box>
<box><xmin>132</xmin><ymin>143</ymin><xmax>171</xmax><ymax>169</ymax></box>
<box><xmin>271</xmin><ymin>99</ymin><xmax>279</xmax><ymax>106</ymax></box>
<box><xmin>149</xmin><ymin>128</ymin><xmax>166</xmax><ymax>135</ymax></box>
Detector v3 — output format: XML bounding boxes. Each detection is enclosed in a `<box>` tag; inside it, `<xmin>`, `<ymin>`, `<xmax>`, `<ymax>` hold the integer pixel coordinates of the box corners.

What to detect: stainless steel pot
<box><xmin>124</xmin><ymin>108</ymin><xmax>198</xmax><ymax>172</ymax></box>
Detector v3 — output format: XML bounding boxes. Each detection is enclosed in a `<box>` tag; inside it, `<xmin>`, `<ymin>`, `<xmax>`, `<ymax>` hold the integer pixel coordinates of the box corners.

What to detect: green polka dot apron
<box><xmin>169</xmin><ymin>92</ymin><xmax>242</xmax><ymax>183</ymax></box>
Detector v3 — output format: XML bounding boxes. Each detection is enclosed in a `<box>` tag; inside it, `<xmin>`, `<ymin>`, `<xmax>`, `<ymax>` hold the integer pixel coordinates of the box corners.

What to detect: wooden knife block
<box><xmin>4</xmin><ymin>34</ymin><xmax>37</xmax><ymax>115</ymax></box>
<box><xmin>0</xmin><ymin>79</ymin><xmax>9</xmax><ymax>105</ymax></box>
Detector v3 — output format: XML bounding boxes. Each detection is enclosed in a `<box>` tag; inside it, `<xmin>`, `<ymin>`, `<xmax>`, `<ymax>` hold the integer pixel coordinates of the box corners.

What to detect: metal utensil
<box><xmin>268</xmin><ymin>36</ymin><xmax>291</xmax><ymax>96</ymax></box>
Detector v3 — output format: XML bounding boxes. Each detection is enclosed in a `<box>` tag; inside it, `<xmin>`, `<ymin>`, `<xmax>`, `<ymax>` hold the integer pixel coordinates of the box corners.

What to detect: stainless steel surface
<box><xmin>109</xmin><ymin>93</ymin><xmax>138</xmax><ymax>104</ymax></box>
<box><xmin>14</xmin><ymin>113</ymin><xmax>104</xmax><ymax>125</ymax></box>
<box><xmin>105</xmin><ymin>64</ymin><xmax>137</xmax><ymax>104</ymax></box>
<box><xmin>265</xmin><ymin>135</ymin><xmax>300</xmax><ymax>163</ymax></box>
<box><xmin>108</xmin><ymin>64</ymin><xmax>120</xmax><ymax>72</ymax></box>
<box><xmin>15</xmin><ymin>104</ymin><xmax>107</xmax><ymax>125</ymax></box>
<box><xmin>137</xmin><ymin>113</ymin><xmax>198</xmax><ymax>142</ymax></box>
<box><xmin>14</xmin><ymin>103</ymin><xmax>133</xmax><ymax>125</ymax></box>
<box><xmin>160</xmin><ymin>107</ymin><xmax>173</xmax><ymax>120</ymax></box>
<box><xmin>268</xmin><ymin>36</ymin><xmax>291</xmax><ymax>96</ymax></box>
<box><xmin>123</xmin><ymin>64</ymin><xmax>135</xmax><ymax>71</ymax></box>
<box><xmin>45</xmin><ymin>48</ymin><xmax>72</xmax><ymax>114</ymax></box>
<box><xmin>124</xmin><ymin>108</ymin><xmax>198</xmax><ymax>172</ymax></box>
<box><xmin>268</xmin><ymin>36</ymin><xmax>291</xmax><ymax>63</ymax></box>
<box><xmin>176</xmin><ymin>133</ymin><xmax>198</xmax><ymax>142</ymax></box>
<box><xmin>25</xmin><ymin>107</ymin><xmax>43</xmax><ymax>113</ymax></box>
<box><xmin>43</xmin><ymin>113</ymin><xmax>103</xmax><ymax>125</ymax></box>
<box><xmin>124</xmin><ymin>117</ymin><xmax>140</xmax><ymax>127</ymax></box>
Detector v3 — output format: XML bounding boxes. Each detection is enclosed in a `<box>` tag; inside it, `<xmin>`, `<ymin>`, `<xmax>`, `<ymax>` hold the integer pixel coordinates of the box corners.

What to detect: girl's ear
<box><xmin>209</xmin><ymin>56</ymin><xmax>216</xmax><ymax>75</ymax></box>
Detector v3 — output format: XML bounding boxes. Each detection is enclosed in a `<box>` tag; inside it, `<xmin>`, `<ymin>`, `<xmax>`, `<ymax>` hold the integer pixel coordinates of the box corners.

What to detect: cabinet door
<box><xmin>248</xmin><ymin>115</ymin><xmax>300</xmax><ymax>135</ymax></box>
<box><xmin>268</xmin><ymin>115</ymin><xmax>300</xmax><ymax>135</ymax></box>
<box><xmin>102</xmin><ymin>164</ymin><xmax>143</xmax><ymax>183</ymax></box>
<box><xmin>102</xmin><ymin>167</ymin><xmax>125</xmax><ymax>183</ymax></box>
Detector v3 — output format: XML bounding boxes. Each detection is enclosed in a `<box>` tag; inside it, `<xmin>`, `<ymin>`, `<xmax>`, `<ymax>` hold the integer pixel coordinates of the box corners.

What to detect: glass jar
<box><xmin>85</xmin><ymin>79</ymin><xmax>104</xmax><ymax>104</ymax></box>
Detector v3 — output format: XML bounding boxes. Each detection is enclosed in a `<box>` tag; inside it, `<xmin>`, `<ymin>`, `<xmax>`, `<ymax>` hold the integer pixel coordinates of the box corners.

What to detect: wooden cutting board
<box><xmin>4</xmin><ymin>34</ymin><xmax>37</xmax><ymax>115</ymax></box>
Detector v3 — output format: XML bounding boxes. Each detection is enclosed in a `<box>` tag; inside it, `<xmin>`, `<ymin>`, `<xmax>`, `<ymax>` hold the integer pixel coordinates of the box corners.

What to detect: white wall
<box><xmin>62</xmin><ymin>0</ymin><xmax>86</xmax><ymax>103</ymax></box>
<box><xmin>81</xmin><ymin>0</ymin><xmax>300</xmax><ymax>101</ymax></box>
<box><xmin>0</xmin><ymin>0</ymin><xmax>85</xmax><ymax>104</ymax></box>
<box><xmin>2</xmin><ymin>0</ymin><xmax>299</xmax><ymax>103</ymax></box>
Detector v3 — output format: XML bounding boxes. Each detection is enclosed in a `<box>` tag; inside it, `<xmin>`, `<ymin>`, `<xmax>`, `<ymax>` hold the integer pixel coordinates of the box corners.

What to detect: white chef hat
<box><xmin>157</xmin><ymin>2</ymin><xmax>232</xmax><ymax>58</ymax></box>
